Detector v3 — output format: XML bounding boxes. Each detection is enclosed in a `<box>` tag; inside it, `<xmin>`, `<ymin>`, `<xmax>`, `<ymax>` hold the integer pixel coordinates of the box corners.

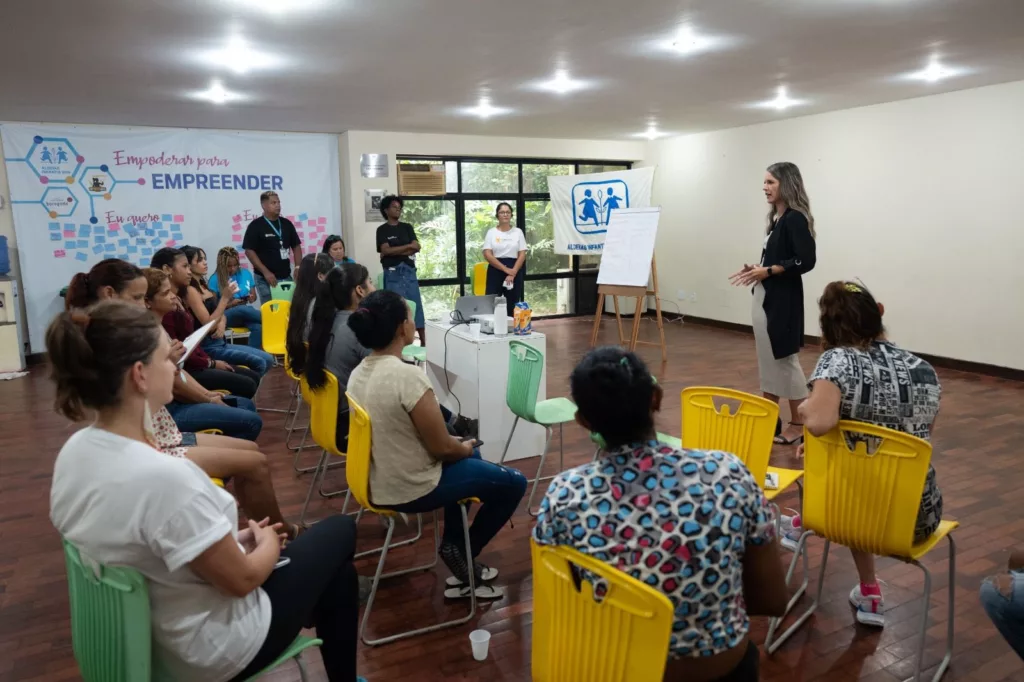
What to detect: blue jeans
<box><xmin>385</xmin><ymin>450</ymin><xmax>526</xmax><ymax>557</ymax></box>
<box><xmin>981</xmin><ymin>571</ymin><xmax>1024</xmax><ymax>660</ymax></box>
<box><xmin>202</xmin><ymin>338</ymin><xmax>275</xmax><ymax>376</ymax></box>
<box><xmin>383</xmin><ymin>262</ymin><xmax>425</xmax><ymax>328</ymax></box>
<box><xmin>254</xmin><ymin>275</ymin><xmax>293</xmax><ymax>305</ymax></box>
<box><xmin>165</xmin><ymin>397</ymin><xmax>263</xmax><ymax>442</ymax></box>
<box><xmin>225</xmin><ymin>305</ymin><xmax>264</xmax><ymax>349</ymax></box>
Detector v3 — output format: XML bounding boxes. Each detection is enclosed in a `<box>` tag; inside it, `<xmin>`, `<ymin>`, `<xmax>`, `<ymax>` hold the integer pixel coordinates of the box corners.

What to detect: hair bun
<box><xmin>69</xmin><ymin>310</ymin><xmax>91</xmax><ymax>331</ymax></box>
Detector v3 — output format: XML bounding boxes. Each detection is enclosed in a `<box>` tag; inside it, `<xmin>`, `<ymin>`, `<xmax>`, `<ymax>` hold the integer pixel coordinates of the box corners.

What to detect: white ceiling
<box><xmin>2</xmin><ymin>0</ymin><xmax>1023</xmax><ymax>140</ymax></box>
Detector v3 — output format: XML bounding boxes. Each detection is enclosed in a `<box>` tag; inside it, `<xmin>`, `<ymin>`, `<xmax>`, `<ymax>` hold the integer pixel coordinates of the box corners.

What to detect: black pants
<box><xmin>231</xmin><ymin>514</ymin><xmax>359</xmax><ymax>682</ymax></box>
<box><xmin>192</xmin><ymin>366</ymin><xmax>260</xmax><ymax>399</ymax></box>
<box><xmin>716</xmin><ymin>641</ymin><xmax>759</xmax><ymax>682</ymax></box>
<box><xmin>485</xmin><ymin>258</ymin><xmax>524</xmax><ymax>317</ymax></box>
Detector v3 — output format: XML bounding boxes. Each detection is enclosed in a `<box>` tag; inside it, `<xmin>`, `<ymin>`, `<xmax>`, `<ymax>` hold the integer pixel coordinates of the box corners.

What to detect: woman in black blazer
<box><xmin>730</xmin><ymin>162</ymin><xmax>817</xmax><ymax>445</ymax></box>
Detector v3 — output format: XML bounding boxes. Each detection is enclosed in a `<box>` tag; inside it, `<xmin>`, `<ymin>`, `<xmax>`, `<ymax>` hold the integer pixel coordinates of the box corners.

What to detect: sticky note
<box><xmin>161</xmin><ymin>214</ymin><xmax>172</xmax><ymax>222</ymax></box>
<box><xmin>64</xmin><ymin>222</ymin><xmax>75</xmax><ymax>230</ymax></box>
<box><xmin>127</xmin><ymin>246</ymin><xmax>138</xmax><ymax>254</ymax></box>
<box><xmin>78</xmin><ymin>226</ymin><xmax>90</xmax><ymax>237</ymax></box>
<box><xmin>151</xmin><ymin>237</ymin><xmax>162</xmax><ymax>246</ymax></box>
<box><xmin>231</xmin><ymin>234</ymin><xmax>242</xmax><ymax>243</ymax></box>
<box><xmin>63</xmin><ymin>229</ymin><xmax>75</xmax><ymax>238</ymax></box>
<box><xmin>158</xmin><ymin>230</ymin><xmax>169</xmax><ymax>238</ymax></box>
<box><xmin>318</xmin><ymin>217</ymin><xmax>327</xmax><ymax>225</ymax></box>
<box><xmin>50</xmin><ymin>233</ymin><xmax>61</xmax><ymax>241</ymax></box>
<box><xmin>232</xmin><ymin>223</ymin><xmax>242</xmax><ymax>232</ymax></box>
<box><xmin>142</xmin><ymin>248</ymin><xmax>152</xmax><ymax>256</ymax></box>
<box><xmin>137</xmin><ymin>222</ymin><xmax>147</xmax><ymax>229</ymax></box>
<box><xmin>294</xmin><ymin>221</ymin><xmax>303</xmax><ymax>228</ymax></box>
<box><xmin>286</xmin><ymin>215</ymin><xmax>296</xmax><ymax>222</ymax></box>
<box><xmin>166</xmin><ymin>239</ymin><xmax>177</xmax><ymax>247</ymax></box>
<box><xmin>136</xmin><ymin>237</ymin><xmax>146</xmax><ymax>245</ymax></box>
<box><xmin>173</xmin><ymin>214</ymin><xmax>184</xmax><ymax>222</ymax></box>
<box><xmin>54</xmin><ymin>249</ymin><xmax>66</xmax><ymax>258</ymax></box>
<box><xmin>107</xmin><ymin>222</ymin><xmax>119</xmax><ymax>231</ymax></box>
<box><xmin>105</xmin><ymin>244</ymin><xmax>116</xmax><ymax>252</ymax></box>
<box><xmin>170</xmin><ymin>224</ymin><xmax>180</xmax><ymax>232</ymax></box>
<box><xmin>63</xmin><ymin>240</ymin><xmax>74</xmax><ymax>249</ymax></box>
<box><xmin>92</xmin><ymin>244</ymin><xmax>104</xmax><ymax>254</ymax></box>
<box><xmin>298</xmin><ymin>213</ymin><xmax>309</xmax><ymax>222</ymax></box>
<box><xmin>118</xmin><ymin>239</ymin><xmax>129</xmax><ymax>247</ymax></box>
<box><xmin>75</xmin><ymin>252</ymin><xmax>88</xmax><ymax>262</ymax></box>
<box><xmin>95</xmin><ymin>236</ymin><xmax>105</xmax><ymax>244</ymax></box>
<box><xmin>49</xmin><ymin>221</ymin><xmax>60</xmax><ymax>230</ymax></box>
<box><xmin>123</xmin><ymin>225</ymin><xmax>138</xmax><ymax>238</ymax></box>
<box><xmin>77</xmin><ymin>240</ymin><xmax>88</xmax><ymax>248</ymax></box>
<box><xmin>232</xmin><ymin>214</ymin><xmax>242</xmax><ymax>222</ymax></box>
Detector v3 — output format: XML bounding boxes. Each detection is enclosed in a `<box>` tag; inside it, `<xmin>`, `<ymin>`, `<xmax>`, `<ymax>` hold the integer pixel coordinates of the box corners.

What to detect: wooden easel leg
<box><xmin>629</xmin><ymin>296</ymin><xmax>643</xmax><ymax>352</ymax></box>
<box><xmin>590</xmin><ymin>293</ymin><xmax>605</xmax><ymax>347</ymax></box>
<box><xmin>612</xmin><ymin>295</ymin><xmax>625</xmax><ymax>345</ymax></box>
<box><xmin>654</xmin><ymin>295</ymin><xmax>667</xmax><ymax>362</ymax></box>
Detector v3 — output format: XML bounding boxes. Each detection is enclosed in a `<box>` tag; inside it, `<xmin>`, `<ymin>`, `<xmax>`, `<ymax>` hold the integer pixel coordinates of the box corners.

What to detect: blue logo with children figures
<box><xmin>571</xmin><ymin>179</ymin><xmax>629</xmax><ymax>234</ymax></box>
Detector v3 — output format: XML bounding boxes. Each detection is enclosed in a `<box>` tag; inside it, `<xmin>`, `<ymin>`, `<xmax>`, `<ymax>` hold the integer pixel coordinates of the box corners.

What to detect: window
<box><xmin>524</xmin><ymin>200</ymin><xmax>569</xmax><ymax>274</ymax></box>
<box><xmin>522</xmin><ymin>164</ymin><xmax>573</xmax><ymax>193</ymax></box>
<box><xmin>402</xmin><ymin>199</ymin><xmax>457</xmax><ymax>280</ymax></box>
<box><xmin>461</xmin><ymin>162</ymin><xmax>518</xmax><ymax>193</ymax></box>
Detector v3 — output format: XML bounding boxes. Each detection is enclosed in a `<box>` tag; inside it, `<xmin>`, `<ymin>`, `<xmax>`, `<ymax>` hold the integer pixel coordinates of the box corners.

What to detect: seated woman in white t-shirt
<box><xmin>47</xmin><ymin>300</ymin><xmax>366</xmax><ymax>682</ymax></box>
<box><xmin>482</xmin><ymin>201</ymin><xmax>527</xmax><ymax>317</ymax></box>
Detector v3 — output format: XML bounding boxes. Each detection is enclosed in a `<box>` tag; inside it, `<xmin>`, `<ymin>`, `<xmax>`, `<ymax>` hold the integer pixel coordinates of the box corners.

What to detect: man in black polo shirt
<box><xmin>376</xmin><ymin>195</ymin><xmax>425</xmax><ymax>344</ymax></box>
<box><xmin>243</xmin><ymin>191</ymin><xmax>302</xmax><ymax>303</ymax></box>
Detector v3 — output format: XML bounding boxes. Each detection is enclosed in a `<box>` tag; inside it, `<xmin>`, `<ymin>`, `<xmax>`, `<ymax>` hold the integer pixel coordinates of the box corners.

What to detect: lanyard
<box><xmin>264</xmin><ymin>216</ymin><xmax>283</xmax><ymax>242</ymax></box>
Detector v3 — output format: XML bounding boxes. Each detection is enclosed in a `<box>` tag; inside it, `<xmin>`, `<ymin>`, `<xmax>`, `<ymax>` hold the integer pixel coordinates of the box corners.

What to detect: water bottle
<box><xmin>493</xmin><ymin>295</ymin><xmax>508</xmax><ymax>337</ymax></box>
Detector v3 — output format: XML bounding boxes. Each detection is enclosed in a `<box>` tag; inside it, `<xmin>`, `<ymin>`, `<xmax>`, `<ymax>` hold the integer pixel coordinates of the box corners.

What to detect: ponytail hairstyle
<box><xmin>214</xmin><ymin>246</ymin><xmax>240</xmax><ymax>294</ymax></box>
<box><xmin>766</xmin><ymin>162</ymin><xmax>815</xmax><ymax>238</ymax></box>
<box><xmin>570</xmin><ymin>347</ymin><xmax>657</xmax><ymax>448</ymax></box>
<box><xmin>150</xmin><ymin>247</ymin><xmax>188</xmax><ymax>298</ymax></box>
<box><xmin>304</xmin><ymin>262</ymin><xmax>370</xmax><ymax>389</ymax></box>
<box><xmin>45</xmin><ymin>300</ymin><xmax>163</xmax><ymax>421</ymax></box>
<box><xmin>347</xmin><ymin>289</ymin><xmax>409</xmax><ymax>351</ymax></box>
<box><xmin>180</xmin><ymin>245</ymin><xmax>208</xmax><ymax>294</ymax></box>
<box><xmin>142</xmin><ymin>267</ymin><xmax>168</xmax><ymax>302</ymax></box>
<box><xmin>285</xmin><ymin>253</ymin><xmax>336</xmax><ymax>369</ymax></box>
<box><xmin>818</xmin><ymin>280</ymin><xmax>885</xmax><ymax>350</ymax></box>
<box><xmin>65</xmin><ymin>259</ymin><xmax>144</xmax><ymax>310</ymax></box>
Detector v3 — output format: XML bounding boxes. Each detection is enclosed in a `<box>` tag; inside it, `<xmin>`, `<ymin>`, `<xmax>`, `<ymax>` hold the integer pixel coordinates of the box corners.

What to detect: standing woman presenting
<box><xmin>482</xmin><ymin>202</ymin><xmax>527</xmax><ymax>317</ymax></box>
<box><xmin>729</xmin><ymin>162</ymin><xmax>817</xmax><ymax>445</ymax></box>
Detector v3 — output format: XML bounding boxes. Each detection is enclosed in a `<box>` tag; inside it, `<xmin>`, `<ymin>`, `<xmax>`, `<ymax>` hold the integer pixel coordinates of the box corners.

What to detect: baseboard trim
<box><xmin>667</xmin><ymin>313</ymin><xmax>1024</xmax><ymax>383</ymax></box>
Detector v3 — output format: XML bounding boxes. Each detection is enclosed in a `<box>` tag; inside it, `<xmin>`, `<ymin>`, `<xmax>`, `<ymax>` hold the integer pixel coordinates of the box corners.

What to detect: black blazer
<box><xmin>759</xmin><ymin>208</ymin><xmax>816</xmax><ymax>359</ymax></box>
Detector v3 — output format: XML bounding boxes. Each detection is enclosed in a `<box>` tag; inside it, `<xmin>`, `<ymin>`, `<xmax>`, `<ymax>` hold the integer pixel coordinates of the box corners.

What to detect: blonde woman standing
<box><xmin>730</xmin><ymin>162</ymin><xmax>817</xmax><ymax>445</ymax></box>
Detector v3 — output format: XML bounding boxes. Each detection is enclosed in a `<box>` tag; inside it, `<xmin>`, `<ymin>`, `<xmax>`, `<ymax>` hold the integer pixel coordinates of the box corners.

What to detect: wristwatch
<box><xmin>764</xmin><ymin>266</ymin><xmax>774</xmax><ymax>278</ymax></box>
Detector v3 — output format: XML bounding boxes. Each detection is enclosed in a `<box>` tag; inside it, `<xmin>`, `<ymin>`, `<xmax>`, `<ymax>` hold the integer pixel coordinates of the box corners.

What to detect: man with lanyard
<box><xmin>243</xmin><ymin>191</ymin><xmax>302</xmax><ymax>304</ymax></box>
<box><xmin>376</xmin><ymin>195</ymin><xmax>425</xmax><ymax>345</ymax></box>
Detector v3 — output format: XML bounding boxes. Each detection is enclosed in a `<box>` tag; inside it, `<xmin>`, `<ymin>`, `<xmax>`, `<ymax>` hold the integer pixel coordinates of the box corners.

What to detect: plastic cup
<box><xmin>469</xmin><ymin>322</ymin><xmax>481</xmax><ymax>338</ymax></box>
<box><xmin>469</xmin><ymin>629</ymin><xmax>491</xmax><ymax>661</ymax></box>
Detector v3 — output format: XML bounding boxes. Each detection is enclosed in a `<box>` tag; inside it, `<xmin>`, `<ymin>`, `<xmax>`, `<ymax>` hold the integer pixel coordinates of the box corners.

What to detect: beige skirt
<box><xmin>751</xmin><ymin>283</ymin><xmax>808</xmax><ymax>400</ymax></box>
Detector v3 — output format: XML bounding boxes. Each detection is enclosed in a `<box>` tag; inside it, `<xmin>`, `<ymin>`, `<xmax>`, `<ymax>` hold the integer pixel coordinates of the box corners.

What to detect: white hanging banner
<box><xmin>0</xmin><ymin>123</ymin><xmax>341</xmax><ymax>352</ymax></box>
<box><xmin>549</xmin><ymin>166</ymin><xmax>655</xmax><ymax>255</ymax></box>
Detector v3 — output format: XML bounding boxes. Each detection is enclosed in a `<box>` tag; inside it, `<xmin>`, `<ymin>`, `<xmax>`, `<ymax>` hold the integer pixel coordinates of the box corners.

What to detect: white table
<box><xmin>424</xmin><ymin>320</ymin><xmax>547</xmax><ymax>464</ymax></box>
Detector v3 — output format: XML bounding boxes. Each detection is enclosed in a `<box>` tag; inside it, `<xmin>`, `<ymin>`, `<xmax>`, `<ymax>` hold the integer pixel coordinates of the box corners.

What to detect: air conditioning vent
<box><xmin>397</xmin><ymin>164</ymin><xmax>446</xmax><ymax>196</ymax></box>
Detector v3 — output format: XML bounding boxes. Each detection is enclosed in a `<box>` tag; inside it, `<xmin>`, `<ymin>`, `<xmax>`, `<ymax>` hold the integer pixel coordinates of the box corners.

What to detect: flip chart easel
<box><xmin>588</xmin><ymin>208</ymin><xmax>667</xmax><ymax>362</ymax></box>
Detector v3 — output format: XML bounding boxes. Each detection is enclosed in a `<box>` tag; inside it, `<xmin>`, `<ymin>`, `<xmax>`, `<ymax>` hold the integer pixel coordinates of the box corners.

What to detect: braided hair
<box><xmin>570</xmin><ymin>347</ymin><xmax>658</xmax><ymax>448</ymax></box>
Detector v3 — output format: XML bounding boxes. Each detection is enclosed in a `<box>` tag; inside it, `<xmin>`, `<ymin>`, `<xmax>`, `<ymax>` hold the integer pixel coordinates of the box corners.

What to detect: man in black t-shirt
<box><xmin>376</xmin><ymin>195</ymin><xmax>425</xmax><ymax>343</ymax></box>
<box><xmin>242</xmin><ymin>191</ymin><xmax>302</xmax><ymax>304</ymax></box>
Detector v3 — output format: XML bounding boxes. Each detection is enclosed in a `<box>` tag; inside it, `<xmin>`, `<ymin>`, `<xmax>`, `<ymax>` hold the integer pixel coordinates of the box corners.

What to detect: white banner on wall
<box><xmin>549</xmin><ymin>166</ymin><xmax>655</xmax><ymax>255</ymax></box>
<box><xmin>0</xmin><ymin>123</ymin><xmax>341</xmax><ymax>352</ymax></box>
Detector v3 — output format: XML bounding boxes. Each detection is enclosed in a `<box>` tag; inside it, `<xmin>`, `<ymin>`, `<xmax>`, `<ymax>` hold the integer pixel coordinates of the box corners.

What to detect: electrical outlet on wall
<box><xmin>690</xmin><ymin>292</ymin><xmax>697</xmax><ymax>302</ymax></box>
<box><xmin>677</xmin><ymin>289</ymin><xmax>687</xmax><ymax>301</ymax></box>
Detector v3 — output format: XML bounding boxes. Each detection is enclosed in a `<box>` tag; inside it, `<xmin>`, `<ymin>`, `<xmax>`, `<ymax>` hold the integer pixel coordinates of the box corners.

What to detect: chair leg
<box><xmin>298</xmin><ymin>450</ymin><xmax>330</xmax><ymax>527</ymax></box>
<box><xmin>499</xmin><ymin>416</ymin><xmax>520</xmax><ymax>465</ymax></box>
<box><xmin>526</xmin><ymin>427</ymin><xmax>554</xmax><ymax>516</ymax></box>
<box><xmin>260</xmin><ymin>376</ymin><xmax>297</xmax><ymax>416</ymax></box>
<box><xmin>765</xmin><ymin>536</ymin><xmax>831</xmax><ymax>654</ymax></box>
<box><xmin>907</xmin><ymin>535</ymin><xmax>955</xmax><ymax>682</ymax></box>
<box><xmin>354</xmin><ymin>512</ymin><xmax>425</xmax><ymax>559</ymax></box>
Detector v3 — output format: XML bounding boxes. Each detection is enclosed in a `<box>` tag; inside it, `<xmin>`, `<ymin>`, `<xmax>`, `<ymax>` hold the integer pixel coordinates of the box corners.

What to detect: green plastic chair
<box><xmin>271</xmin><ymin>280</ymin><xmax>295</xmax><ymax>302</ymax></box>
<box><xmin>402</xmin><ymin>300</ymin><xmax>426</xmax><ymax>364</ymax></box>
<box><xmin>499</xmin><ymin>340</ymin><xmax>577</xmax><ymax>515</ymax></box>
<box><xmin>62</xmin><ymin>539</ymin><xmax>322</xmax><ymax>682</ymax></box>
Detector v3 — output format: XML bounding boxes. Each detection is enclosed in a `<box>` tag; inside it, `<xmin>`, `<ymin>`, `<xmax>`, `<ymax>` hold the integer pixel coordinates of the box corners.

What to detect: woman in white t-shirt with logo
<box><xmin>482</xmin><ymin>201</ymin><xmax>527</xmax><ymax>317</ymax></box>
<box><xmin>47</xmin><ymin>300</ymin><xmax>366</xmax><ymax>682</ymax></box>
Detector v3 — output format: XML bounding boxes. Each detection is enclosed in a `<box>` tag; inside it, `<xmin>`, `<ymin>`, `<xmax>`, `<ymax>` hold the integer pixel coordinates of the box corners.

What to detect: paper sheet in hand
<box><xmin>596</xmin><ymin>207</ymin><xmax>661</xmax><ymax>288</ymax></box>
<box><xmin>179</xmin><ymin>320</ymin><xmax>216</xmax><ymax>367</ymax></box>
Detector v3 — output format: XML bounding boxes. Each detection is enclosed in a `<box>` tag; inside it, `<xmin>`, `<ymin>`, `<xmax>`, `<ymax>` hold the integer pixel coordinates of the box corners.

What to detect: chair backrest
<box><xmin>303</xmin><ymin>371</ymin><xmax>344</xmax><ymax>457</ymax></box>
<box><xmin>344</xmin><ymin>391</ymin><xmax>381</xmax><ymax>513</ymax></box>
<box><xmin>803</xmin><ymin>421</ymin><xmax>932</xmax><ymax>557</ymax></box>
<box><xmin>375</xmin><ymin>271</ymin><xmax>384</xmax><ymax>291</ymax></box>
<box><xmin>270</xmin><ymin>281</ymin><xmax>294</xmax><ymax>302</ymax></box>
<box><xmin>506</xmin><ymin>340</ymin><xmax>543</xmax><ymax>421</ymax></box>
<box><xmin>260</xmin><ymin>300</ymin><xmax>290</xmax><ymax>355</ymax></box>
<box><xmin>531</xmin><ymin>540</ymin><xmax>673</xmax><ymax>682</ymax></box>
<box><xmin>471</xmin><ymin>262</ymin><xmax>488</xmax><ymax>296</ymax></box>
<box><xmin>407</xmin><ymin>299</ymin><xmax>417</xmax><ymax>322</ymax></box>
<box><xmin>680</xmin><ymin>387</ymin><xmax>779</xmax><ymax>485</ymax></box>
<box><xmin>62</xmin><ymin>539</ymin><xmax>152</xmax><ymax>682</ymax></box>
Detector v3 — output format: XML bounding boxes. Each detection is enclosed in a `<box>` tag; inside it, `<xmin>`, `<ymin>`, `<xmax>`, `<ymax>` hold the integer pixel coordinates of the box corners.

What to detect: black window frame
<box><xmin>396</xmin><ymin>155</ymin><xmax>633</xmax><ymax>318</ymax></box>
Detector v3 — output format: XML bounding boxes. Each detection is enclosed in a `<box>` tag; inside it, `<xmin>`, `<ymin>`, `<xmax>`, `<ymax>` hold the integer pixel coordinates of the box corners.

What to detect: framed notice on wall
<box><xmin>364</xmin><ymin>189</ymin><xmax>386</xmax><ymax>222</ymax></box>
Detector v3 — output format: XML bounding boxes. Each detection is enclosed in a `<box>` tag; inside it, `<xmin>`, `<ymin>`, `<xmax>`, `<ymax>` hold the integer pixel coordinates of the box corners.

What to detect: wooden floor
<box><xmin>2</xmin><ymin>317</ymin><xmax>1023</xmax><ymax>682</ymax></box>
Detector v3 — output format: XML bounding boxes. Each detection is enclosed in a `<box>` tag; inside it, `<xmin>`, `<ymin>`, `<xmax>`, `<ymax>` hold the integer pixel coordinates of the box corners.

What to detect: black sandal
<box><xmin>774</xmin><ymin>422</ymin><xmax>804</xmax><ymax>445</ymax></box>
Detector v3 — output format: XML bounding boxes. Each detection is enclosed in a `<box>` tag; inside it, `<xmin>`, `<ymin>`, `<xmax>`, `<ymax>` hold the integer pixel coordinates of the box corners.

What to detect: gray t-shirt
<box><xmin>326</xmin><ymin>310</ymin><xmax>371</xmax><ymax>389</ymax></box>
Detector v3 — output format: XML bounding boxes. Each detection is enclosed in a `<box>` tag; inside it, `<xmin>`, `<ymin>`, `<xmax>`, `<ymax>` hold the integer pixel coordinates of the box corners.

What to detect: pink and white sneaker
<box><xmin>849</xmin><ymin>582</ymin><xmax>885</xmax><ymax>627</ymax></box>
<box><xmin>779</xmin><ymin>512</ymin><xmax>804</xmax><ymax>552</ymax></box>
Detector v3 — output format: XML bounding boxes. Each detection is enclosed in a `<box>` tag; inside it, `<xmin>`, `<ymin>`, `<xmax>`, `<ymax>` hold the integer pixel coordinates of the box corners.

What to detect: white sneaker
<box><xmin>779</xmin><ymin>512</ymin><xmax>804</xmax><ymax>552</ymax></box>
<box><xmin>849</xmin><ymin>583</ymin><xmax>885</xmax><ymax>627</ymax></box>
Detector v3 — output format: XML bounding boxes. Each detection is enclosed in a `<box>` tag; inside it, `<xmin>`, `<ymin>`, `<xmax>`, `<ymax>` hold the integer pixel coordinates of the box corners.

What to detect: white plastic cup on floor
<box><xmin>469</xmin><ymin>629</ymin><xmax>491</xmax><ymax>661</ymax></box>
<box><xmin>469</xmin><ymin>322</ymin><xmax>481</xmax><ymax>338</ymax></box>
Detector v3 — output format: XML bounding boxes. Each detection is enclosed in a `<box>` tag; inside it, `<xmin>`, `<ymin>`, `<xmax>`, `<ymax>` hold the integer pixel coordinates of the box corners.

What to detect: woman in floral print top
<box><xmin>534</xmin><ymin>347</ymin><xmax>788</xmax><ymax>682</ymax></box>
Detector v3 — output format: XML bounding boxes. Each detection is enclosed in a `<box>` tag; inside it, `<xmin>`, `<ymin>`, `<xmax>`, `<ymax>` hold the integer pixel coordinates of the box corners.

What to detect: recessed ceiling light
<box><xmin>532</xmin><ymin>69</ymin><xmax>594</xmax><ymax>95</ymax></box>
<box><xmin>903</xmin><ymin>56</ymin><xmax>970</xmax><ymax>83</ymax></box>
<box><xmin>656</xmin><ymin>23</ymin><xmax>733</xmax><ymax>57</ymax></box>
<box><xmin>190</xmin><ymin>79</ymin><xmax>245</xmax><ymax>105</ymax></box>
<box><xmin>198</xmin><ymin>35</ymin><xmax>286</xmax><ymax>75</ymax></box>
<box><xmin>750</xmin><ymin>85</ymin><xmax>809</xmax><ymax>111</ymax></box>
<box><xmin>459</xmin><ymin>96</ymin><xmax>512</xmax><ymax>119</ymax></box>
<box><xmin>222</xmin><ymin>0</ymin><xmax>329</xmax><ymax>16</ymax></box>
<box><xmin>633</xmin><ymin>124</ymin><xmax>669</xmax><ymax>140</ymax></box>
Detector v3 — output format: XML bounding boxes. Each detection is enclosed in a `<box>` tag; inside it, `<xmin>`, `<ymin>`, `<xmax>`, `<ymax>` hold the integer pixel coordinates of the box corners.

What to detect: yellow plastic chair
<box><xmin>470</xmin><ymin>262</ymin><xmax>488</xmax><ymax>296</ymax></box>
<box><xmin>344</xmin><ymin>392</ymin><xmax>478</xmax><ymax>646</ymax></box>
<box><xmin>298</xmin><ymin>372</ymin><xmax>348</xmax><ymax>526</ymax></box>
<box><xmin>283</xmin><ymin>351</ymin><xmax>312</xmax><ymax>455</ymax></box>
<box><xmin>764</xmin><ymin>422</ymin><xmax>958</xmax><ymax>682</ymax></box>
<box><xmin>260</xmin><ymin>300</ymin><xmax>290</xmax><ymax>357</ymax></box>
<box><xmin>531</xmin><ymin>539</ymin><xmax>673</xmax><ymax>682</ymax></box>
<box><xmin>225</xmin><ymin>326</ymin><xmax>251</xmax><ymax>344</ymax></box>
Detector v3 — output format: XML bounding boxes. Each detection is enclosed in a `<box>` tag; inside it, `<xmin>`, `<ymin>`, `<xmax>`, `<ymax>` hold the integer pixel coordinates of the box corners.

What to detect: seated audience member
<box><xmin>178</xmin><ymin>245</ymin><xmax>275</xmax><ymax>375</ymax></box>
<box><xmin>65</xmin><ymin>258</ymin><xmax>149</xmax><ymax>310</ymax></box>
<box><xmin>293</xmin><ymin>263</ymin><xmax>374</xmax><ymax>452</ymax></box>
<box><xmin>285</xmin><ymin>253</ymin><xmax>335</xmax><ymax>361</ymax></box>
<box><xmin>346</xmin><ymin>290</ymin><xmax>527</xmax><ymax>598</ymax></box>
<box><xmin>793</xmin><ymin>281</ymin><xmax>943</xmax><ymax>628</ymax></box>
<box><xmin>208</xmin><ymin>246</ymin><xmax>265</xmax><ymax>350</ymax></box>
<box><xmin>323</xmin><ymin>235</ymin><xmax>356</xmax><ymax>266</ymax></box>
<box><xmin>47</xmin><ymin>301</ymin><xmax>365</xmax><ymax>682</ymax></box>
<box><xmin>534</xmin><ymin>347</ymin><xmax>788</xmax><ymax>682</ymax></box>
<box><xmin>144</xmin><ymin>268</ymin><xmax>264</xmax><ymax>441</ymax></box>
<box><xmin>981</xmin><ymin>553</ymin><xmax>1024</xmax><ymax>661</ymax></box>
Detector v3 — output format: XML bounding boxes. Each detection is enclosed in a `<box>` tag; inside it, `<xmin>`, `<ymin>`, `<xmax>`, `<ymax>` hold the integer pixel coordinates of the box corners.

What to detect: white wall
<box><xmin>340</xmin><ymin>130</ymin><xmax>646</xmax><ymax>275</ymax></box>
<box><xmin>0</xmin><ymin>136</ymin><xmax>30</xmax><ymax>339</ymax></box>
<box><xmin>649</xmin><ymin>80</ymin><xmax>1024</xmax><ymax>370</ymax></box>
